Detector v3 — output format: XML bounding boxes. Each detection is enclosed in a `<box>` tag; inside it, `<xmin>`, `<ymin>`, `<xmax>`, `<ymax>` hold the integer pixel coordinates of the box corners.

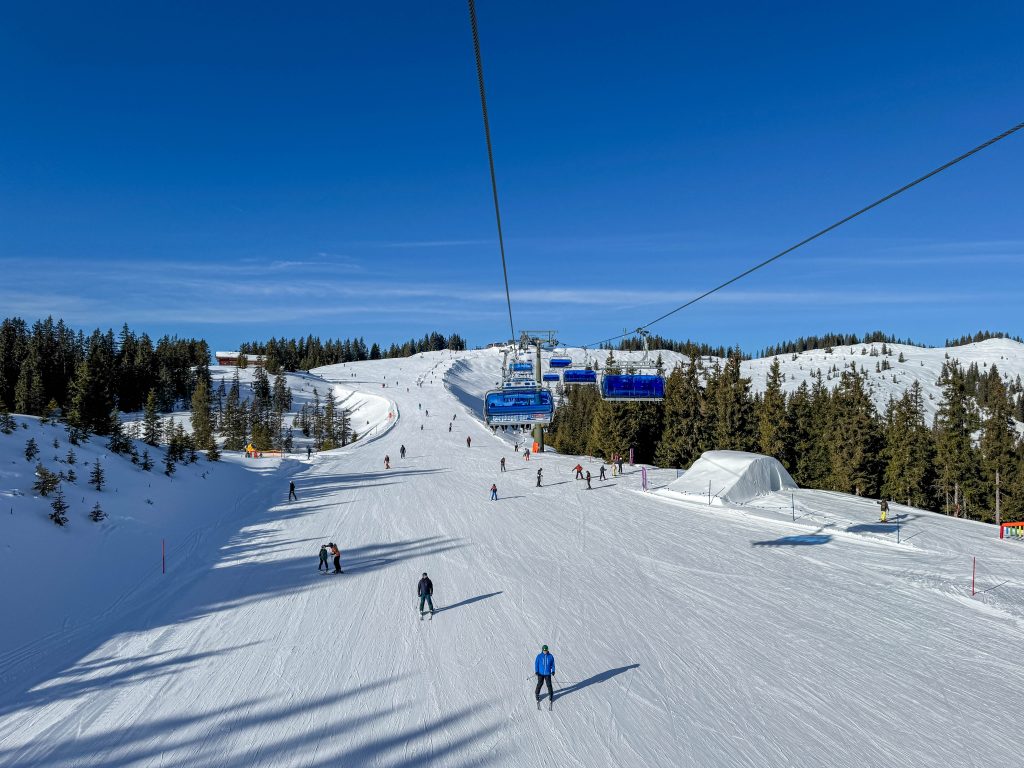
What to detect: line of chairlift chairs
<box><xmin>482</xmin><ymin>338</ymin><xmax>666</xmax><ymax>429</ymax></box>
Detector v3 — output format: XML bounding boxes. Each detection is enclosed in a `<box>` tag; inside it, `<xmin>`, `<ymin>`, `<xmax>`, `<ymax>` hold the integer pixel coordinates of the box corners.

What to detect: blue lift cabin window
<box><xmin>542</xmin><ymin>372</ymin><xmax>561</xmax><ymax>382</ymax></box>
<box><xmin>549</xmin><ymin>357</ymin><xmax>572</xmax><ymax>368</ymax></box>
<box><xmin>600</xmin><ymin>374</ymin><xmax>665</xmax><ymax>401</ymax></box>
<box><xmin>484</xmin><ymin>387</ymin><xmax>554</xmax><ymax>425</ymax></box>
<box><xmin>509</xmin><ymin>362</ymin><xmax>534</xmax><ymax>373</ymax></box>
<box><xmin>562</xmin><ymin>369</ymin><xmax>597</xmax><ymax>384</ymax></box>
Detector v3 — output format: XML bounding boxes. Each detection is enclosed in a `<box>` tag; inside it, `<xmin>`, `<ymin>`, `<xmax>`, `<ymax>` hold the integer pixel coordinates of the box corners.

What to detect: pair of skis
<box><xmin>537</xmin><ymin>696</ymin><xmax>553</xmax><ymax>711</ymax></box>
<box><xmin>419</xmin><ymin>610</ymin><xmax>434</xmax><ymax>621</ymax></box>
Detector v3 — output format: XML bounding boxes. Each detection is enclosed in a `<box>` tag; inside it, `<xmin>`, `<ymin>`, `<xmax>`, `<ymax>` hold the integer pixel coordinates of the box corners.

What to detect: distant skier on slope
<box><xmin>500</xmin><ymin>457</ymin><xmax>506</xmax><ymax>472</ymax></box>
<box><xmin>536</xmin><ymin>467</ymin><xmax>543</xmax><ymax>487</ymax></box>
<box><xmin>449</xmin><ymin>423</ymin><xmax>452</xmax><ymax>432</ymax></box>
<box><xmin>535</xmin><ymin>645</ymin><xmax>555</xmax><ymax>702</ymax></box>
<box><xmin>418</xmin><ymin>572</ymin><xmax>434</xmax><ymax>617</ymax></box>
<box><xmin>573</xmin><ymin>464</ymin><xmax>584</xmax><ymax>480</ymax></box>
<box><xmin>329</xmin><ymin>543</ymin><xmax>343</xmax><ymax>574</ymax></box>
<box><xmin>599</xmin><ymin>465</ymin><xmax>606</xmax><ymax>481</ymax></box>
<box><xmin>490</xmin><ymin>483</ymin><xmax>498</xmax><ymax>500</ymax></box>
<box><xmin>878</xmin><ymin>499</ymin><xmax>890</xmax><ymax>522</ymax></box>
<box><xmin>466</xmin><ymin>436</ymin><xmax>472</xmax><ymax>448</ymax></box>
<box><xmin>289</xmin><ymin>481</ymin><xmax>298</xmax><ymax>501</ymax></box>
<box><xmin>400</xmin><ymin>445</ymin><xmax>406</xmax><ymax>459</ymax></box>
<box><xmin>384</xmin><ymin>455</ymin><xmax>390</xmax><ymax>469</ymax></box>
<box><xmin>307</xmin><ymin>446</ymin><xmax>312</xmax><ymax>460</ymax></box>
<box><xmin>585</xmin><ymin>470</ymin><xmax>592</xmax><ymax>490</ymax></box>
<box><xmin>318</xmin><ymin>544</ymin><xmax>330</xmax><ymax>572</ymax></box>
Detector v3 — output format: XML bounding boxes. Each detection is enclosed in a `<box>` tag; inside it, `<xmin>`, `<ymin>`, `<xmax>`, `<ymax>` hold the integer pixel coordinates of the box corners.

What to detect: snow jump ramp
<box><xmin>666</xmin><ymin>450</ymin><xmax>797</xmax><ymax>505</ymax></box>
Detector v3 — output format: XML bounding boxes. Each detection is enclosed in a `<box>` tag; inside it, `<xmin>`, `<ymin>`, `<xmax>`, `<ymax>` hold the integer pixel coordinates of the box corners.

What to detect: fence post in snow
<box><xmin>791</xmin><ymin>494</ymin><xmax>795</xmax><ymax>522</ymax></box>
<box><xmin>971</xmin><ymin>556</ymin><xmax>976</xmax><ymax>596</ymax></box>
<box><xmin>708</xmin><ymin>481</ymin><xmax>711</xmax><ymax>506</ymax></box>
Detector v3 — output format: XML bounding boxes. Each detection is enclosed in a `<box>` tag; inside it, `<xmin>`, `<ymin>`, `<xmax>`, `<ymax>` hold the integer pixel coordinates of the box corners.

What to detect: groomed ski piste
<box><xmin>2</xmin><ymin>347</ymin><xmax>1024</xmax><ymax>767</ymax></box>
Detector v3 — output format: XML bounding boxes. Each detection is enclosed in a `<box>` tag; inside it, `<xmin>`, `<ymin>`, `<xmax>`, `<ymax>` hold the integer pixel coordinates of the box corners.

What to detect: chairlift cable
<box><xmin>468</xmin><ymin>0</ymin><xmax>516</xmax><ymax>343</ymax></box>
<box><xmin>576</xmin><ymin>120</ymin><xmax>1024</xmax><ymax>349</ymax></box>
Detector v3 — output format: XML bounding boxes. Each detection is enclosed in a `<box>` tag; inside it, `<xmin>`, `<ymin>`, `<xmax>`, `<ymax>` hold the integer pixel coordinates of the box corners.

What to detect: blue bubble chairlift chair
<box><xmin>483</xmin><ymin>386</ymin><xmax>554</xmax><ymax>426</ymax></box>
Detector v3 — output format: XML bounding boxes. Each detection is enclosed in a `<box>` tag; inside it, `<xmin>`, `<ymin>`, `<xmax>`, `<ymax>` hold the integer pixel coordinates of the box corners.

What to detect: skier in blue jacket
<box><xmin>534</xmin><ymin>644</ymin><xmax>556</xmax><ymax>702</ymax></box>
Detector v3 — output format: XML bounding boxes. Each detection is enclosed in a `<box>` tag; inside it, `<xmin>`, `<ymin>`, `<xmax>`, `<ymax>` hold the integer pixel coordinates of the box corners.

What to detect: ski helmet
<box><xmin>542</xmin><ymin>645</ymin><xmax>548</xmax><ymax>651</ymax></box>
<box><xmin>422</xmin><ymin>572</ymin><xmax>427</xmax><ymax>577</ymax></box>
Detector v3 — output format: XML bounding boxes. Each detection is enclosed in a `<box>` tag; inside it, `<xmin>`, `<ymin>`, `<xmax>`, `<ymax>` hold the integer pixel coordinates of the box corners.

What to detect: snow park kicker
<box><xmin>3</xmin><ymin>349</ymin><xmax>1024</xmax><ymax>766</ymax></box>
<box><xmin>665</xmin><ymin>450</ymin><xmax>798</xmax><ymax>505</ymax></box>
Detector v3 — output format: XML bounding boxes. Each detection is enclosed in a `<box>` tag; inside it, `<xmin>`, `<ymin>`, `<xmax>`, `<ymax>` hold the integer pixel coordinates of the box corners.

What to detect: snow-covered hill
<box><xmin>2</xmin><ymin>350</ymin><xmax>1024</xmax><ymax>767</ymax></box>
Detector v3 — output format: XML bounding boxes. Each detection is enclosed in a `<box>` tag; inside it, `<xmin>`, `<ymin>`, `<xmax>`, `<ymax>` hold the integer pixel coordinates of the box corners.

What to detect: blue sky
<box><xmin>2</xmin><ymin>1</ymin><xmax>1022</xmax><ymax>354</ymax></box>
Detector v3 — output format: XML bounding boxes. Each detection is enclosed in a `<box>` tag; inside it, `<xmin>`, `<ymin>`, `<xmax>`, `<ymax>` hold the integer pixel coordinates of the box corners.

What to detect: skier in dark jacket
<box><xmin>400</xmin><ymin>445</ymin><xmax>406</xmax><ymax>459</ymax></box>
<box><xmin>599</xmin><ymin>465</ymin><xmax>606</xmax><ymax>481</ymax></box>
<box><xmin>500</xmin><ymin>457</ymin><xmax>506</xmax><ymax>472</ymax></box>
<box><xmin>318</xmin><ymin>544</ymin><xmax>330</xmax><ymax>572</ymax></box>
<box><xmin>536</xmin><ymin>467</ymin><xmax>543</xmax><ymax>487</ymax></box>
<box><xmin>490</xmin><ymin>483</ymin><xmax>498</xmax><ymax>500</ymax></box>
<box><xmin>418</xmin><ymin>572</ymin><xmax>434</xmax><ymax>615</ymax></box>
<box><xmin>289</xmin><ymin>481</ymin><xmax>297</xmax><ymax>501</ymax></box>
<box><xmin>585</xmin><ymin>470</ymin><xmax>592</xmax><ymax>490</ymax></box>
<box><xmin>535</xmin><ymin>645</ymin><xmax>555</xmax><ymax>702</ymax></box>
<box><xmin>466</xmin><ymin>436</ymin><xmax>472</xmax><ymax>448</ymax></box>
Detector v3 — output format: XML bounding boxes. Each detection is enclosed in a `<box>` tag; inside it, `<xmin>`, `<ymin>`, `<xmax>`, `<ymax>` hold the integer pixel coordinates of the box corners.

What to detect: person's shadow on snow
<box><xmin>553</xmin><ymin>664</ymin><xmax>639</xmax><ymax>701</ymax></box>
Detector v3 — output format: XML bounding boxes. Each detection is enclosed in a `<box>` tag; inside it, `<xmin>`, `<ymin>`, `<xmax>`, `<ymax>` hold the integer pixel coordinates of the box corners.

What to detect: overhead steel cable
<box><xmin>576</xmin><ymin>120</ymin><xmax>1024</xmax><ymax>349</ymax></box>
<box><xmin>468</xmin><ymin>0</ymin><xmax>516</xmax><ymax>343</ymax></box>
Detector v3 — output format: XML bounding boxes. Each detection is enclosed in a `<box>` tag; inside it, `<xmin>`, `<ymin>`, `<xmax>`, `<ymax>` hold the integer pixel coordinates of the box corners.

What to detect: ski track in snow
<box><xmin>1</xmin><ymin>347</ymin><xmax>1024</xmax><ymax>766</ymax></box>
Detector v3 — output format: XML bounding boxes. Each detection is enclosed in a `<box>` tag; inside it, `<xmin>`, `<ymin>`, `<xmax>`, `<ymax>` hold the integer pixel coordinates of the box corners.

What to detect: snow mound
<box><xmin>666</xmin><ymin>450</ymin><xmax>797</xmax><ymax>504</ymax></box>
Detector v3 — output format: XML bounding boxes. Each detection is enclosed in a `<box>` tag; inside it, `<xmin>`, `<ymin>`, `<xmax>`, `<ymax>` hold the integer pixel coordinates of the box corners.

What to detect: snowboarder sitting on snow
<box><xmin>318</xmin><ymin>544</ymin><xmax>330</xmax><ymax>572</ymax></box>
<box><xmin>490</xmin><ymin>483</ymin><xmax>498</xmax><ymax>500</ymax></box>
<box><xmin>535</xmin><ymin>644</ymin><xmax>555</xmax><ymax>702</ymax></box>
<box><xmin>289</xmin><ymin>481</ymin><xmax>297</xmax><ymax>501</ymax></box>
<box><xmin>329</xmin><ymin>543</ymin><xmax>343</xmax><ymax>574</ymax></box>
<box><xmin>573</xmin><ymin>464</ymin><xmax>584</xmax><ymax>479</ymax></box>
<box><xmin>418</xmin><ymin>572</ymin><xmax>434</xmax><ymax>616</ymax></box>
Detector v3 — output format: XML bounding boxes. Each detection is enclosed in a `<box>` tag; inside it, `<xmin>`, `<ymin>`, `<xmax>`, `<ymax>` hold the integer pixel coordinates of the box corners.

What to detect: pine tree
<box><xmin>655</xmin><ymin>359</ymin><xmax>705</xmax><ymax>468</ymax></box>
<box><xmin>66</xmin><ymin>447</ymin><xmax>76</xmax><ymax>465</ymax></box>
<box><xmin>33</xmin><ymin>463</ymin><xmax>61</xmax><ymax>496</ymax></box>
<box><xmin>90</xmin><ymin>501</ymin><xmax>106</xmax><ymax>522</ymax></box>
<box><xmin>190</xmin><ymin>374</ymin><xmax>214</xmax><ymax>452</ymax></box>
<box><xmin>705</xmin><ymin>353</ymin><xmax>754</xmax><ymax>451</ymax></box>
<box><xmin>979</xmin><ymin>366</ymin><xmax>1016</xmax><ymax>522</ymax></box>
<box><xmin>49</xmin><ymin>486</ymin><xmax>69</xmax><ymax>526</ymax></box>
<box><xmin>827</xmin><ymin>367</ymin><xmax>882</xmax><ymax>496</ymax></box>
<box><xmin>141</xmin><ymin>449</ymin><xmax>154</xmax><ymax>471</ymax></box>
<box><xmin>881</xmin><ymin>382</ymin><xmax>934</xmax><ymax>507</ymax></box>
<box><xmin>66</xmin><ymin>468</ymin><xmax>76</xmax><ymax>483</ymax></box>
<box><xmin>106</xmin><ymin>409</ymin><xmax>133</xmax><ymax>454</ymax></box>
<box><xmin>164</xmin><ymin>450</ymin><xmax>176</xmax><ymax>476</ymax></box>
<box><xmin>89</xmin><ymin>457</ymin><xmax>105</xmax><ymax>491</ymax></box>
<box><xmin>757</xmin><ymin>358</ymin><xmax>788</xmax><ymax>464</ymax></box>
<box><xmin>933</xmin><ymin>361</ymin><xmax>981</xmax><ymax>516</ymax></box>
<box><xmin>143</xmin><ymin>389</ymin><xmax>162</xmax><ymax>446</ymax></box>
<box><xmin>25</xmin><ymin>437</ymin><xmax>39</xmax><ymax>462</ymax></box>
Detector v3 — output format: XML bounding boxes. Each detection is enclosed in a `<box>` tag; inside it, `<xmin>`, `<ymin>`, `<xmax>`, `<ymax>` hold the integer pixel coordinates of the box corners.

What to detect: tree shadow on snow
<box><xmin>0</xmin><ymin>675</ymin><xmax>508</xmax><ymax>768</ymax></box>
<box><xmin>552</xmin><ymin>664</ymin><xmax>639</xmax><ymax>701</ymax></box>
<box><xmin>433</xmin><ymin>592</ymin><xmax>502</xmax><ymax>614</ymax></box>
<box><xmin>342</xmin><ymin>536</ymin><xmax>466</xmax><ymax>574</ymax></box>
<box><xmin>751</xmin><ymin>534</ymin><xmax>832</xmax><ymax>547</ymax></box>
<box><xmin>846</xmin><ymin>523</ymin><xmax>901</xmax><ymax>534</ymax></box>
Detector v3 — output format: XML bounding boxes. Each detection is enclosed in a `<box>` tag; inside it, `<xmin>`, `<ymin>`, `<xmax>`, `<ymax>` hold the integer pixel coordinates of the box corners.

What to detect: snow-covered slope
<box><xmin>2</xmin><ymin>351</ymin><xmax>1024</xmax><ymax>767</ymax></box>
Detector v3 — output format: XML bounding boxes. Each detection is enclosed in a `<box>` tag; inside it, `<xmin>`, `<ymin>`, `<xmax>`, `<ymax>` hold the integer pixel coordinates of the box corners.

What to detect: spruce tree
<box><xmin>141</xmin><ymin>449</ymin><xmax>154</xmax><ymax>471</ymax></box>
<box><xmin>164</xmin><ymin>450</ymin><xmax>176</xmax><ymax>476</ymax></box>
<box><xmin>106</xmin><ymin>409</ymin><xmax>133</xmax><ymax>454</ymax></box>
<box><xmin>66</xmin><ymin>447</ymin><xmax>76</xmax><ymax>465</ymax></box>
<box><xmin>89</xmin><ymin>457</ymin><xmax>105</xmax><ymax>491</ymax></box>
<box><xmin>881</xmin><ymin>381</ymin><xmax>933</xmax><ymax>507</ymax></box>
<box><xmin>143</xmin><ymin>389</ymin><xmax>162</xmax><ymax>446</ymax></box>
<box><xmin>827</xmin><ymin>367</ymin><xmax>882</xmax><ymax>496</ymax></box>
<box><xmin>655</xmin><ymin>359</ymin><xmax>705</xmax><ymax>468</ymax></box>
<box><xmin>25</xmin><ymin>437</ymin><xmax>39</xmax><ymax>461</ymax></box>
<box><xmin>757</xmin><ymin>358</ymin><xmax>788</xmax><ymax>463</ymax></box>
<box><xmin>33</xmin><ymin>463</ymin><xmax>61</xmax><ymax>496</ymax></box>
<box><xmin>90</xmin><ymin>501</ymin><xmax>106</xmax><ymax>522</ymax></box>
<box><xmin>979</xmin><ymin>366</ymin><xmax>1016</xmax><ymax>521</ymax></box>
<box><xmin>190</xmin><ymin>375</ymin><xmax>214</xmax><ymax>453</ymax></box>
<box><xmin>49</xmin><ymin>486</ymin><xmax>69</xmax><ymax>526</ymax></box>
<box><xmin>933</xmin><ymin>361</ymin><xmax>981</xmax><ymax>515</ymax></box>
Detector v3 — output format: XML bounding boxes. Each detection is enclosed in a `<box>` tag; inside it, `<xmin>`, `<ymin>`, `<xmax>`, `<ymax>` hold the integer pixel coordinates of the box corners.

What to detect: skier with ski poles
<box><xmin>418</xmin><ymin>572</ymin><xmax>434</xmax><ymax>617</ymax></box>
<box><xmin>500</xmin><ymin>457</ymin><xmax>506</xmax><ymax>472</ymax></box>
<box><xmin>599</xmin><ymin>465</ymin><xmax>606</xmax><ymax>481</ymax></box>
<box><xmin>289</xmin><ymin>480</ymin><xmax>298</xmax><ymax>501</ymax></box>
<box><xmin>585</xmin><ymin>470</ymin><xmax>592</xmax><ymax>490</ymax></box>
<box><xmin>535</xmin><ymin>644</ymin><xmax>556</xmax><ymax>703</ymax></box>
<box><xmin>536</xmin><ymin>467</ymin><xmax>543</xmax><ymax>487</ymax></box>
<box><xmin>573</xmin><ymin>463</ymin><xmax>584</xmax><ymax>480</ymax></box>
<box><xmin>490</xmin><ymin>483</ymin><xmax>498</xmax><ymax>500</ymax></box>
